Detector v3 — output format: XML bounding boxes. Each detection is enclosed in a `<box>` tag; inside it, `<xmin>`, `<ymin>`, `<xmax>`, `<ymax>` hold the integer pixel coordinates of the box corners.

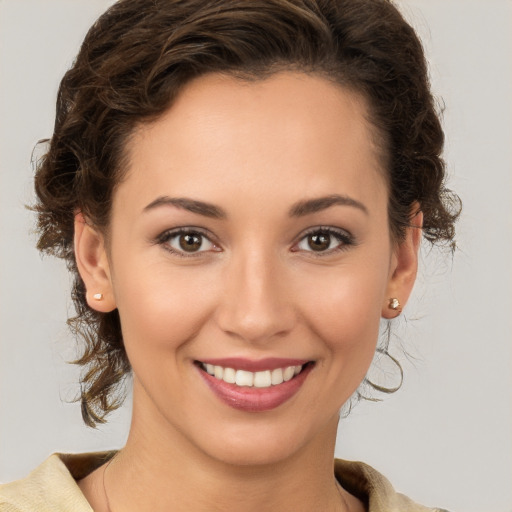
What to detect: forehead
<box><xmin>119</xmin><ymin>71</ymin><xmax>387</xmax><ymax>214</ymax></box>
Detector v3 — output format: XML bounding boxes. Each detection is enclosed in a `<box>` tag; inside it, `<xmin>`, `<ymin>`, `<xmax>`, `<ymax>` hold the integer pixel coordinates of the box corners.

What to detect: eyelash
<box><xmin>291</xmin><ymin>226</ymin><xmax>355</xmax><ymax>256</ymax></box>
<box><xmin>155</xmin><ymin>226</ymin><xmax>355</xmax><ymax>258</ymax></box>
<box><xmin>155</xmin><ymin>227</ymin><xmax>220</xmax><ymax>258</ymax></box>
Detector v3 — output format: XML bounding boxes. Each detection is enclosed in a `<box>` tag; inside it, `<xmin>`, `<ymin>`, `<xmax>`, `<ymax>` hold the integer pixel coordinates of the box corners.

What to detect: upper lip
<box><xmin>197</xmin><ymin>357</ymin><xmax>311</xmax><ymax>372</ymax></box>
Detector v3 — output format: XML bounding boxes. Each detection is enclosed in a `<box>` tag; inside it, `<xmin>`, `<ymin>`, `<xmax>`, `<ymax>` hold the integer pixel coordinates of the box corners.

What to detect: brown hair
<box><xmin>34</xmin><ymin>0</ymin><xmax>460</xmax><ymax>426</ymax></box>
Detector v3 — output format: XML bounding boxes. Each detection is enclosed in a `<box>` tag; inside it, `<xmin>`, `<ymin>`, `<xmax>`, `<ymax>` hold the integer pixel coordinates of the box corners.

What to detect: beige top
<box><xmin>0</xmin><ymin>453</ymin><xmax>448</xmax><ymax>512</ymax></box>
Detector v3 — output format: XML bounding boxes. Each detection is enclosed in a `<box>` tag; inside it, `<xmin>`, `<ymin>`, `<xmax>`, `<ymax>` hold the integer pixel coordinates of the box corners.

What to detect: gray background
<box><xmin>0</xmin><ymin>1</ymin><xmax>511</xmax><ymax>511</ymax></box>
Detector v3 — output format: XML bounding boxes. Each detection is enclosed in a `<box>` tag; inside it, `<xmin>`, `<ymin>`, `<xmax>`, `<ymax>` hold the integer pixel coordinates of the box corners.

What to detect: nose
<box><xmin>214</xmin><ymin>249</ymin><xmax>296</xmax><ymax>344</ymax></box>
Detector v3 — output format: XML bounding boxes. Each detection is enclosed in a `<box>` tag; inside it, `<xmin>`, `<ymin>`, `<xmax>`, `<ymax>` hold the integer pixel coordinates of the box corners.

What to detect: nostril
<box><xmin>214</xmin><ymin>299</ymin><xmax>297</xmax><ymax>344</ymax></box>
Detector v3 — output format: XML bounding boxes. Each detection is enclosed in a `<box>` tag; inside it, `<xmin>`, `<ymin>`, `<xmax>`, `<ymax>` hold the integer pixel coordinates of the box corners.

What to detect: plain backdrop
<box><xmin>0</xmin><ymin>1</ymin><xmax>511</xmax><ymax>511</ymax></box>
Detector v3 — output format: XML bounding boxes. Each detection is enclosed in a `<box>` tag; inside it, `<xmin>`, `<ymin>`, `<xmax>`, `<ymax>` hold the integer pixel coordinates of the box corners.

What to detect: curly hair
<box><xmin>34</xmin><ymin>0</ymin><xmax>460</xmax><ymax>426</ymax></box>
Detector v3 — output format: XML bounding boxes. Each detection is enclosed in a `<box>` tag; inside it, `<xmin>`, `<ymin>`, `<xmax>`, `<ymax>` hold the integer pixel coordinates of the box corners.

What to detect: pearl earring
<box><xmin>93</xmin><ymin>293</ymin><xmax>103</xmax><ymax>301</ymax></box>
<box><xmin>388</xmin><ymin>298</ymin><xmax>401</xmax><ymax>312</ymax></box>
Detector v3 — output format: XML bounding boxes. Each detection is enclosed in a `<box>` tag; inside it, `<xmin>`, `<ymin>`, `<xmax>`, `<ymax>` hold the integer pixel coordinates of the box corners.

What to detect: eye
<box><xmin>294</xmin><ymin>227</ymin><xmax>353</xmax><ymax>254</ymax></box>
<box><xmin>157</xmin><ymin>228</ymin><xmax>220</xmax><ymax>256</ymax></box>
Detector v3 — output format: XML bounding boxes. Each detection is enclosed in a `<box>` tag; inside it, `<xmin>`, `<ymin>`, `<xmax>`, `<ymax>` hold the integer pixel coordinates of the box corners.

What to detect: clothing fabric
<box><xmin>0</xmin><ymin>452</ymin><xmax>448</xmax><ymax>511</ymax></box>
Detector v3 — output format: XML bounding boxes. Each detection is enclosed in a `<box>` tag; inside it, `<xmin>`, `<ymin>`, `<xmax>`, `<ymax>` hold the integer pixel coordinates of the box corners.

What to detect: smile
<box><xmin>195</xmin><ymin>358</ymin><xmax>314</xmax><ymax>412</ymax></box>
<box><xmin>200</xmin><ymin>363</ymin><xmax>303</xmax><ymax>388</ymax></box>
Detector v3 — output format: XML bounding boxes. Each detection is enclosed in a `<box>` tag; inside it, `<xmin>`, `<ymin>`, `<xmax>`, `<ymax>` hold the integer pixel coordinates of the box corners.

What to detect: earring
<box><xmin>388</xmin><ymin>298</ymin><xmax>401</xmax><ymax>312</ymax></box>
<box><xmin>93</xmin><ymin>293</ymin><xmax>103</xmax><ymax>301</ymax></box>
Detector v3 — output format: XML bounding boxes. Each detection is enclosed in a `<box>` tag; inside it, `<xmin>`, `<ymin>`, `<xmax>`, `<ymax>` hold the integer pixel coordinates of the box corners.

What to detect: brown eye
<box><xmin>295</xmin><ymin>227</ymin><xmax>352</xmax><ymax>255</ymax></box>
<box><xmin>179</xmin><ymin>233</ymin><xmax>203</xmax><ymax>252</ymax></box>
<box><xmin>307</xmin><ymin>233</ymin><xmax>331</xmax><ymax>251</ymax></box>
<box><xmin>161</xmin><ymin>229</ymin><xmax>217</xmax><ymax>255</ymax></box>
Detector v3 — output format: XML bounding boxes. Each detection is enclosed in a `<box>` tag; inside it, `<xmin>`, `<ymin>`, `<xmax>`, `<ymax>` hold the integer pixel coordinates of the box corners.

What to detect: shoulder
<box><xmin>0</xmin><ymin>452</ymin><xmax>114</xmax><ymax>512</ymax></box>
<box><xmin>334</xmin><ymin>459</ymin><xmax>450</xmax><ymax>512</ymax></box>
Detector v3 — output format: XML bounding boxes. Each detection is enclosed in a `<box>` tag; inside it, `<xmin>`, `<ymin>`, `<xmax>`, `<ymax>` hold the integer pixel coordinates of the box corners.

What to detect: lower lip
<box><xmin>197</xmin><ymin>364</ymin><xmax>313</xmax><ymax>412</ymax></box>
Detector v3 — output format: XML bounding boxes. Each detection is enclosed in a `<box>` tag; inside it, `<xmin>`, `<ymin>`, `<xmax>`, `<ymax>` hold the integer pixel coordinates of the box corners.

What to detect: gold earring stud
<box><xmin>93</xmin><ymin>293</ymin><xmax>103</xmax><ymax>301</ymax></box>
<box><xmin>388</xmin><ymin>298</ymin><xmax>401</xmax><ymax>312</ymax></box>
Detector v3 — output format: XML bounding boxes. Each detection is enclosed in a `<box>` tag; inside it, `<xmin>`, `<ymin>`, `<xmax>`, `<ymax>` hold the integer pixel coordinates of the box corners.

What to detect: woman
<box><xmin>0</xmin><ymin>0</ymin><xmax>459</xmax><ymax>510</ymax></box>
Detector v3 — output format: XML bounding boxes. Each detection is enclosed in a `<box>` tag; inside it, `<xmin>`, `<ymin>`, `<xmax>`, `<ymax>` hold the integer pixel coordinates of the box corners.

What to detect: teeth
<box><xmin>202</xmin><ymin>363</ymin><xmax>305</xmax><ymax>388</ymax></box>
<box><xmin>214</xmin><ymin>366</ymin><xmax>224</xmax><ymax>379</ymax></box>
<box><xmin>253</xmin><ymin>370</ymin><xmax>271</xmax><ymax>388</ymax></box>
<box><xmin>283</xmin><ymin>366</ymin><xmax>295</xmax><ymax>382</ymax></box>
<box><xmin>271</xmin><ymin>368</ymin><xmax>283</xmax><ymax>385</ymax></box>
<box><xmin>223</xmin><ymin>367</ymin><xmax>236</xmax><ymax>384</ymax></box>
<box><xmin>235</xmin><ymin>370</ymin><xmax>254</xmax><ymax>387</ymax></box>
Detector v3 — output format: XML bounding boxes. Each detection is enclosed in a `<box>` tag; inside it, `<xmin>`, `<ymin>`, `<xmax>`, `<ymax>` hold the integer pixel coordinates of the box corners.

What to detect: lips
<box><xmin>195</xmin><ymin>358</ymin><xmax>314</xmax><ymax>412</ymax></box>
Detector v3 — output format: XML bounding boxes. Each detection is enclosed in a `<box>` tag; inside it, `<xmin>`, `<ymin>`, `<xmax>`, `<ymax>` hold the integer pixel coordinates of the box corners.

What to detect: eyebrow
<box><xmin>143</xmin><ymin>193</ymin><xmax>368</xmax><ymax>219</ymax></box>
<box><xmin>143</xmin><ymin>196</ymin><xmax>227</xmax><ymax>219</ymax></box>
<box><xmin>289</xmin><ymin>194</ymin><xmax>368</xmax><ymax>217</ymax></box>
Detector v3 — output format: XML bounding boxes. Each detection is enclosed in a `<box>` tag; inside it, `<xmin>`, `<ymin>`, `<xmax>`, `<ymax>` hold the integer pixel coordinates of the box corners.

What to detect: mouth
<box><xmin>194</xmin><ymin>359</ymin><xmax>315</xmax><ymax>412</ymax></box>
<box><xmin>197</xmin><ymin>361</ymin><xmax>311</xmax><ymax>388</ymax></box>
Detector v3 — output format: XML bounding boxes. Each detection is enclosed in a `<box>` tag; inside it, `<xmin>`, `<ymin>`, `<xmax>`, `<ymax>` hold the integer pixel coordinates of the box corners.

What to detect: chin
<box><xmin>189</xmin><ymin>411</ymin><xmax>339</xmax><ymax>469</ymax></box>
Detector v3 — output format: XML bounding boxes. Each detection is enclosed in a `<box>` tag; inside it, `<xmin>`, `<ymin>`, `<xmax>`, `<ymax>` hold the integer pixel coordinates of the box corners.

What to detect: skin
<box><xmin>75</xmin><ymin>72</ymin><xmax>422</xmax><ymax>512</ymax></box>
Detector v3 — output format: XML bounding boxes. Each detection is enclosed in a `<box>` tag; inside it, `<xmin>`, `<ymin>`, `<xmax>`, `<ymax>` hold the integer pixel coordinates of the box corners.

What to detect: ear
<box><xmin>382</xmin><ymin>206</ymin><xmax>423</xmax><ymax>319</ymax></box>
<box><xmin>74</xmin><ymin>212</ymin><xmax>116</xmax><ymax>312</ymax></box>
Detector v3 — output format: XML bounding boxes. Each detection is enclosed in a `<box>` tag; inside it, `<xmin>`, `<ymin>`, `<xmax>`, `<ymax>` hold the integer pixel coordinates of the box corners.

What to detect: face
<box><xmin>76</xmin><ymin>72</ymin><xmax>420</xmax><ymax>466</ymax></box>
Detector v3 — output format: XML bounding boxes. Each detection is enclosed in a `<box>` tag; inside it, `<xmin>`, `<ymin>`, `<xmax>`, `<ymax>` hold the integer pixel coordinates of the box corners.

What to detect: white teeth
<box><xmin>235</xmin><ymin>370</ymin><xmax>254</xmax><ymax>387</ymax></box>
<box><xmin>253</xmin><ymin>370</ymin><xmax>272</xmax><ymax>388</ymax></box>
<box><xmin>271</xmin><ymin>368</ymin><xmax>284</xmax><ymax>385</ymax></box>
<box><xmin>214</xmin><ymin>366</ymin><xmax>224</xmax><ymax>379</ymax></box>
<box><xmin>283</xmin><ymin>366</ymin><xmax>295</xmax><ymax>382</ymax></box>
<box><xmin>202</xmin><ymin>363</ymin><xmax>305</xmax><ymax>387</ymax></box>
<box><xmin>223</xmin><ymin>367</ymin><xmax>236</xmax><ymax>384</ymax></box>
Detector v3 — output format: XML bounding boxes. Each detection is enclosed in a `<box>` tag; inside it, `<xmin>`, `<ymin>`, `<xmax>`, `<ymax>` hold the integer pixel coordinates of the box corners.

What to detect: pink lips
<box><xmin>196</xmin><ymin>358</ymin><xmax>313</xmax><ymax>412</ymax></box>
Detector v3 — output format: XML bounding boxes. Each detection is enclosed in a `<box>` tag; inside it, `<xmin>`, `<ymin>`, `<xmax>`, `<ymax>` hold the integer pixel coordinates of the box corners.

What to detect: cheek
<box><xmin>112</xmin><ymin>258</ymin><xmax>218</xmax><ymax>353</ymax></box>
<box><xmin>296</xmin><ymin>261</ymin><xmax>389</xmax><ymax>359</ymax></box>
<box><xmin>297</xmin><ymin>265</ymin><xmax>389</xmax><ymax>404</ymax></box>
